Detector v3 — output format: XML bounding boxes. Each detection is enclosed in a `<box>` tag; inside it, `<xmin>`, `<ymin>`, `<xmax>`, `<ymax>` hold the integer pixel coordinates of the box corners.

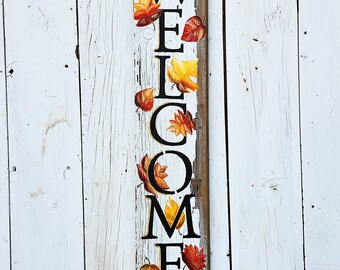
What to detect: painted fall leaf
<box><xmin>140</xmin><ymin>264</ymin><xmax>160</xmax><ymax>270</ymax></box>
<box><xmin>134</xmin><ymin>0</ymin><xmax>162</xmax><ymax>27</ymax></box>
<box><xmin>167</xmin><ymin>58</ymin><xmax>199</xmax><ymax>93</ymax></box>
<box><xmin>168</xmin><ymin>110</ymin><xmax>196</xmax><ymax>137</ymax></box>
<box><xmin>137</xmin><ymin>154</ymin><xmax>169</xmax><ymax>197</ymax></box>
<box><xmin>164</xmin><ymin>197</ymin><xmax>185</xmax><ymax>230</ymax></box>
<box><xmin>181</xmin><ymin>16</ymin><xmax>206</xmax><ymax>42</ymax></box>
<box><xmin>135</xmin><ymin>88</ymin><xmax>154</xmax><ymax>112</ymax></box>
<box><xmin>182</xmin><ymin>244</ymin><xmax>207</xmax><ymax>270</ymax></box>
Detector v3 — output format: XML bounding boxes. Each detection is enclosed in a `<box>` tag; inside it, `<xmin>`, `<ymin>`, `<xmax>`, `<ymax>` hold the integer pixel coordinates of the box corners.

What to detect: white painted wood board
<box><xmin>299</xmin><ymin>1</ymin><xmax>340</xmax><ymax>269</ymax></box>
<box><xmin>77</xmin><ymin>0</ymin><xmax>136</xmax><ymax>269</ymax></box>
<box><xmin>208</xmin><ymin>0</ymin><xmax>230</xmax><ymax>268</ymax></box>
<box><xmin>3</xmin><ymin>0</ymin><xmax>84</xmax><ymax>269</ymax></box>
<box><xmin>0</xmin><ymin>1</ymin><xmax>10</xmax><ymax>269</ymax></box>
<box><xmin>226</xmin><ymin>0</ymin><xmax>304</xmax><ymax>269</ymax></box>
<box><xmin>133</xmin><ymin>0</ymin><xmax>209</xmax><ymax>268</ymax></box>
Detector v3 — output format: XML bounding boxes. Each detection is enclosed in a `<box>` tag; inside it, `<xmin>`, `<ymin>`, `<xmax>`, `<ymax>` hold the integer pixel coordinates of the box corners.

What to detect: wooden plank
<box><xmin>3</xmin><ymin>1</ymin><xmax>84</xmax><ymax>269</ymax></box>
<box><xmin>208</xmin><ymin>0</ymin><xmax>230</xmax><ymax>268</ymax></box>
<box><xmin>77</xmin><ymin>0</ymin><xmax>136</xmax><ymax>269</ymax></box>
<box><xmin>0</xmin><ymin>2</ymin><xmax>10</xmax><ymax>269</ymax></box>
<box><xmin>133</xmin><ymin>0</ymin><xmax>209</xmax><ymax>269</ymax></box>
<box><xmin>226</xmin><ymin>0</ymin><xmax>304</xmax><ymax>269</ymax></box>
<box><xmin>299</xmin><ymin>1</ymin><xmax>340</xmax><ymax>269</ymax></box>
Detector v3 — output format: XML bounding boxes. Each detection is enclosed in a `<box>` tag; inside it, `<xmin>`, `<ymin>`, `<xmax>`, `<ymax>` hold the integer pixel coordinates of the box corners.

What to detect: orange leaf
<box><xmin>181</xmin><ymin>244</ymin><xmax>207</xmax><ymax>270</ymax></box>
<box><xmin>181</xmin><ymin>16</ymin><xmax>206</xmax><ymax>42</ymax></box>
<box><xmin>135</xmin><ymin>88</ymin><xmax>154</xmax><ymax>112</ymax></box>
<box><xmin>140</xmin><ymin>264</ymin><xmax>160</xmax><ymax>270</ymax></box>
<box><xmin>134</xmin><ymin>0</ymin><xmax>162</xmax><ymax>27</ymax></box>
<box><xmin>168</xmin><ymin>110</ymin><xmax>196</xmax><ymax>137</ymax></box>
<box><xmin>154</xmin><ymin>162</ymin><xmax>169</xmax><ymax>189</ymax></box>
<box><xmin>137</xmin><ymin>154</ymin><xmax>170</xmax><ymax>196</ymax></box>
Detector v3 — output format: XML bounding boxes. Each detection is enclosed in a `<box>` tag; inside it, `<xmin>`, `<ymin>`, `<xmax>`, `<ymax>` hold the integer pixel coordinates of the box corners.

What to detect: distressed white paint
<box><xmin>226</xmin><ymin>0</ymin><xmax>304</xmax><ymax>269</ymax></box>
<box><xmin>1</xmin><ymin>0</ymin><xmax>340</xmax><ymax>269</ymax></box>
<box><xmin>133</xmin><ymin>0</ymin><xmax>205</xmax><ymax>268</ymax></box>
<box><xmin>299</xmin><ymin>1</ymin><xmax>340</xmax><ymax>269</ymax></box>
<box><xmin>0</xmin><ymin>2</ymin><xmax>10</xmax><ymax>269</ymax></box>
<box><xmin>3</xmin><ymin>0</ymin><xmax>84</xmax><ymax>269</ymax></box>
<box><xmin>208</xmin><ymin>0</ymin><xmax>230</xmax><ymax>268</ymax></box>
<box><xmin>77</xmin><ymin>0</ymin><xmax>136</xmax><ymax>268</ymax></box>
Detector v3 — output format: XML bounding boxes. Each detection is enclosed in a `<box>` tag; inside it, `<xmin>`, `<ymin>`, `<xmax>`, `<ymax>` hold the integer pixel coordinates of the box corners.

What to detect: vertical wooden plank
<box><xmin>226</xmin><ymin>0</ymin><xmax>304</xmax><ymax>269</ymax></box>
<box><xmin>0</xmin><ymin>1</ymin><xmax>10</xmax><ymax>269</ymax></box>
<box><xmin>208</xmin><ymin>0</ymin><xmax>230</xmax><ymax>268</ymax></box>
<box><xmin>77</xmin><ymin>0</ymin><xmax>135</xmax><ymax>269</ymax></box>
<box><xmin>299</xmin><ymin>1</ymin><xmax>340</xmax><ymax>269</ymax></box>
<box><xmin>4</xmin><ymin>1</ymin><xmax>84</xmax><ymax>269</ymax></box>
<box><xmin>133</xmin><ymin>0</ymin><xmax>210</xmax><ymax>269</ymax></box>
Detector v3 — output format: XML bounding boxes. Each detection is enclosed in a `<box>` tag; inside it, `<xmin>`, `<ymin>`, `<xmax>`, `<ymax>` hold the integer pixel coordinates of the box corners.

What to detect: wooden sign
<box><xmin>133</xmin><ymin>0</ymin><xmax>209</xmax><ymax>269</ymax></box>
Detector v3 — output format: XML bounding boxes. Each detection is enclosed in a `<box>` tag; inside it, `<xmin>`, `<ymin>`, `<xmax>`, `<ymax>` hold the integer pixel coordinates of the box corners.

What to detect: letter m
<box><xmin>142</xmin><ymin>194</ymin><xmax>201</xmax><ymax>239</ymax></box>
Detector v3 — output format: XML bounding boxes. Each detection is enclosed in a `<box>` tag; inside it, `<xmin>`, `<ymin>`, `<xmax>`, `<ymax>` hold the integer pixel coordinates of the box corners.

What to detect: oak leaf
<box><xmin>181</xmin><ymin>16</ymin><xmax>206</xmax><ymax>42</ymax></box>
<box><xmin>167</xmin><ymin>58</ymin><xmax>199</xmax><ymax>93</ymax></box>
<box><xmin>140</xmin><ymin>264</ymin><xmax>160</xmax><ymax>270</ymax></box>
<box><xmin>134</xmin><ymin>0</ymin><xmax>162</xmax><ymax>27</ymax></box>
<box><xmin>164</xmin><ymin>197</ymin><xmax>185</xmax><ymax>229</ymax></box>
<box><xmin>168</xmin><ymin>110</ymin><xmax>196</xmax><ymax>137</ymax></box>
<box><xmin>137</xmin><ymin>154</ymin><xmax>169</xmax><ymax>197</ymax></box>
<box><xmin>135</xmin><ymin>88</ymin><xmax>154</xmax><ymax>112</ymax></box>
<box><xmin>181</xmin><ymin>244</ymin><xmax>207</xmax><ymax>270</ymax></box>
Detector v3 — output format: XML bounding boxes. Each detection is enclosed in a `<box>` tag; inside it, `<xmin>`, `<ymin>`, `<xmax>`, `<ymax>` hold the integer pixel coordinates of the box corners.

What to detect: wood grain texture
<box><xmin>196</xmin><ymin>0</ymin><xmax>210</xmax><ymax>265</ymax></box>
<box><xmin>208</xmin><ymin>0</ymin><xmax>230</xmax><ymax>268</ymax></box>
<box><xmin>3</xmin><ymin>0</ymin><xmax>84</xmax><ymax>269</ymax></box>
<box><xmin>134</xmin><ymin>0</ymin><xmax>209</xmax><ymax>268</ymax></box>
<box><xmin>299</xmin><ymin>1</ymin><xmax>340</xmax><ymax>269</ymax></box>
<box><xmin>226</xmin><ymin>0</ymin><xmax>304</xmax><ymax>269</ymax></box>
<box><xmin>77</xmin><ymin>0</ymin><xmax>135</xmax><ymax>269</ymax></box>
<box><xmin>0</xmin><ymin>1</ymin><xmax>10</xmax><ymax>269</ymax></box>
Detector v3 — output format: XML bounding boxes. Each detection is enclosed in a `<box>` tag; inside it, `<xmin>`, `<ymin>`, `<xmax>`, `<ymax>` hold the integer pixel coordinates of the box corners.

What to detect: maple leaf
<box><xmin>164</xmin><ymin>197</ymin><xmax>185</xmax><ymax>230</ymax></box>
<box><xmin>140</xmin><ymin>264</ymin><xmax>160</xmax><ymax>270</ymax></box>
<box><xmin>135</xmin><ymin>88</ymin><xmax>154</xmax><ymax>112</ymax></box>
<box><xmin>181</xmin><ymin>244</ymin><xmax>207</xmax><ymax>270</ymax></box>
<box><xmin>134</xmin><ymin>0</ymin><xmax>162</xmax><ymax>27</ymax></box>
<box><xmin>154</xmin><ymin>162</ymin><xmax>169</xmax><ymax>189</ymax></box>
<box><xmin>168</xmin><ymin>110</ymin><xmax>196</xmax><ymax>137</ymax></box>
<box><xmin>136</xmin><ymin>154</ymin><xmax>169</xmax><ymax>197</ymax></box>
<box><xmin>167</xmin><ymin>58</ymin><xmax>199</xmax><ymax>93</ymax></box>
<box><xmin>181</xmin><ymin>16</ymin><xmax>206</xmax><ymax>42</ymax></box>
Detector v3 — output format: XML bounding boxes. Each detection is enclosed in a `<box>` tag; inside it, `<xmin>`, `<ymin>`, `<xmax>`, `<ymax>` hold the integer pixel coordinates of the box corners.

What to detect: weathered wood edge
<box><xmin>193</xmin><ymin>0</ymin><xmax>210</xmax><ymax>267</ymax></box>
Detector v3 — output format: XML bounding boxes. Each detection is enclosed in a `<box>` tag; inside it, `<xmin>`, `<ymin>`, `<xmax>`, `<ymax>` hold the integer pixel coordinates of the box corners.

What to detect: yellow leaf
<box><xmin>182</xmin><ymin>59</ymin><xmax>198</xmax><ymax>77</ymax></box>
<box><xmin>167</xmin><ymin>58</ymin><xmax>199</xmax><ymax>93</ymax></box>
<box><xmin>164</xmin><ymin>197</ymin><xmax>185</xmax><ymax>229</ymax></box>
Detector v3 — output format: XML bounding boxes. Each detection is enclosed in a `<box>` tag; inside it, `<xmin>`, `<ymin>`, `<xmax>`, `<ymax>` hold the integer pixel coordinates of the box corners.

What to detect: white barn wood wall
<box><xmin>299</xmin><ymin>1</ymin><xmax>340</xmax><ymax>269</ymax></box>
<box><xmin>77</xmin><ymin>0</ymin><xmax>135</xmax><ymax>268</ymax></box>
<box><xmin>226</xmin><ymin>0</ymin><xmax>304</xmax><ymax>269</ymax></box>
<box><xmin>3</xmin><ymin>0</ymin><xmax>85</xmax><ymax>269</ymax></box>
<box><xmin>0</xmin><ymin>2</ymin><xmax>10</xmax><ymax>268</ymax></box>
<box><xmin>0</xmin><ymin>0</ymin><xmax>339</xmax><ymax>269</ymax></box>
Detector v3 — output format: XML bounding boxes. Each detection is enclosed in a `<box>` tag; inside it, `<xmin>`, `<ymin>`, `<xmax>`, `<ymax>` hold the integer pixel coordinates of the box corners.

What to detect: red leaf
<box><xmin>181</xmin><ymin>16</ymin><xmax>206</xmax><ymax>42</ymax></box>
<box><xmin>181</xmin><ymin>244</ymin><xmax>207</xmax><ymax>270</ymax></box>
<box><xmin>135</xmin><ymin>88</ymin><xmax>154</xmax><ymax>112</ymax></box>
